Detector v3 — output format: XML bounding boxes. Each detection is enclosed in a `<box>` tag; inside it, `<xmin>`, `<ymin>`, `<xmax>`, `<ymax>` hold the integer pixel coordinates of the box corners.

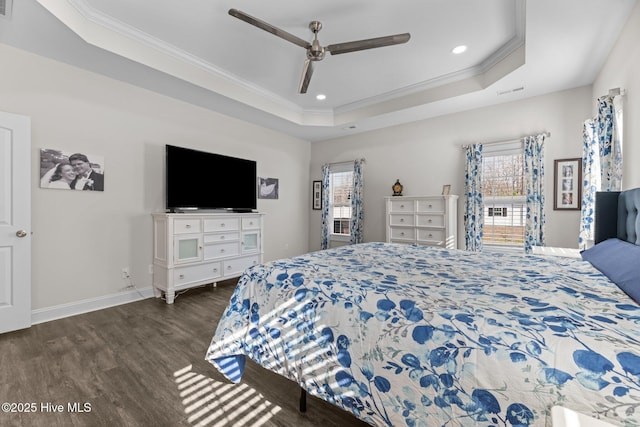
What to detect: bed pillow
<box><xmin>581</xmin><ymin>238</ymin><xmax>640</xmax><ymax>303</ymax></box>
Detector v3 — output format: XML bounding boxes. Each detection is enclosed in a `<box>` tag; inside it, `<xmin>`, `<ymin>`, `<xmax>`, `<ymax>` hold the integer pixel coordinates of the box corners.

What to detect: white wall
<box><xmin>309</xmin><ymin>87</ymin><xmax>593</xmax><ymax>251</ymax></box>
<box><xmin>592</xmin><ymin>0</ymin><xmax>640</xmax><ymax>188</ymax></box>
<box><xmin>0</xmin><ymin>43</ymin><xmax>310</xmax><ymax>311</ymax></box>
<box><xmin>309</xmin><ymin>0</ymin><xmax>640</xmax><ymax>252</ymax></box>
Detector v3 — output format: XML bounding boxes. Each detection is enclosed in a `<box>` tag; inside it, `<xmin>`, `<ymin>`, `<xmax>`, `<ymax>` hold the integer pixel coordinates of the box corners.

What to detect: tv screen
<box><xmin>166</xmin><ymin>145</ymin><xmax>257</xmax><ymax>212</ymax></box>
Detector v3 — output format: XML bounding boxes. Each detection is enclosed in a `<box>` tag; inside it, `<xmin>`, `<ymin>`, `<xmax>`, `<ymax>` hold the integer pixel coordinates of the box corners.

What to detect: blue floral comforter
<box><xmin>206</xmin><ymin>242</ymin><xmax>640</xmax><ymax>426</ymax></box>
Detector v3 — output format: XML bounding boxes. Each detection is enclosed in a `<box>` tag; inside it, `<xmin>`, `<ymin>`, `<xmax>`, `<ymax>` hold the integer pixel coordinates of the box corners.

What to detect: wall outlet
<box><xmin>148</xmin><ymin>264</ymin><xmax>154</xmax><ymax>275</ymax></box>
<box><xmin>121</xmin><ymin>267</ymin><xmax>130</xmax><ymax>279</ymax></box>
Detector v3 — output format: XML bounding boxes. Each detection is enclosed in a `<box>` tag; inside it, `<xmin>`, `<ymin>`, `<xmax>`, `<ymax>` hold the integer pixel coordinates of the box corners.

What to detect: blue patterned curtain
<box><xmin>578</xmin><ymin>95</ymin><xmax>623</xmax><ymax>249</ymax></box>
<box><xmin>349</xmin><ymin>159</ymin><xmax>364</xmax><ymax>245</ymax></box>
<box><xmin>464</xmin><ymin>144</ymin><xmax>483</xmax><ymax>251</ymax></box>
<box><xmin>320</xmin><ymin>164</ymin><xmax>330</xmax><ymax>250</ymax></box>
<box><xmin>523</xmin><ymin>134</ymin><xmax>546</xmax><ymax>253</ymax></box>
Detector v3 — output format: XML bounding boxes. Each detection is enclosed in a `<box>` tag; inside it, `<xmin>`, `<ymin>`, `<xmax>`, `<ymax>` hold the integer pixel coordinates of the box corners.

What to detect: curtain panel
<box><xmin>349</xmin><ymin>159</ymin><xmax>364</xmax><ymax>245</ymax></box>
<box><xmin>464</xmin><ymin>144</ymin><xmax>483</xmax><ymax>252</ymax></box>
<box><xmin>523</xmin><ymin>134</ymin><xmax>546</xmax><ymax>253</ymax></box>
<box><xmin>320</xmin><ymin>164</ymin><xmax>330</xmax><ymax>250</ymax></box>
<box><xmin>579</xmin><ymin>95</ymin><xmax>623</xmax><ymax>249</ymax></box>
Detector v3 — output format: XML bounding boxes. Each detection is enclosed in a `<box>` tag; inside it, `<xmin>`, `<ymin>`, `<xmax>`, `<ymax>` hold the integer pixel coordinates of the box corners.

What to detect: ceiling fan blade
<box><xmin>327</xmin><ymin>33</ymin><xmax>410</xmax><ymax>55</ymax></box>
<box><xmin>298</xmin><ymin>59</ymin><xmax>314</xmax><ymax>94</ymax></box>
<box><xmin>229</xmin><ymin>9</ymin><xmax>311</xmax><ymax>50</ymax></box>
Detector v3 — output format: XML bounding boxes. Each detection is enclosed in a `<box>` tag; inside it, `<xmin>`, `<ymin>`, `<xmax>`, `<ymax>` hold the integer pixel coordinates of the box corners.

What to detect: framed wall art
<box><xmin>312</xmin><ymin>180</ymin><xmax>322</xmax><ymax>210</ymax></box>
<box><xmin>39</xmin><ymin>148</ymin><xmax>105</xmax><ymax>191</ymax></box>
<box><xmin>258</xmin><ymin>177</ymin><xmax>279</xmax><ymax>199</ymax></box>
<box><xmin>554</xmin><ymin>158</ymin><xmax>582</xmax><ymax>210</ymax></box>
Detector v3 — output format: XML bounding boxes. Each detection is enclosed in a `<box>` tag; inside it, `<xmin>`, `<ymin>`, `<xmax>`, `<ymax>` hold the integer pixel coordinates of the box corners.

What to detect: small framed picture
<box><xmin>258</xmin><ymin>177</ymin><xmax>279</xmax><ymax>199</ymax></box>
<box><xmin>312</xmin><ymin>180</ymin><xmax>322</xmax><ymax>210</ymax></box>
<box><xmin>554</xmin><ymin>158</ymin><xmax>582</xmax><ymax>210</ymax></box>
<box><xmin>442</xmin><ymin>184</ymin><xmax>451</xmax><ymax>195</ymax></box>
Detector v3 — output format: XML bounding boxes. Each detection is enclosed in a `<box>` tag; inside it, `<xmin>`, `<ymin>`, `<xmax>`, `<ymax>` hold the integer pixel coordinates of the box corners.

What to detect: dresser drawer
<box><xmin>174</xmin><ymin>262</ymin><xmax>221</xmax><ymax>285</ymax></box>
<box><xmin>416</xmin><ymin>214</ymin><xmax>444</xmax><ymax>227</ymax></box>
<box><xmin>389</xmin><ymin>200</ymin><xmax>415</xmax><ymax>213</ymax></box>
<box><xmin>242</xmin><ymin>217</ymin><xmax>260</xmax><ymax>230</ymax></box>
<box><xmin>204</xmin><ymin>217</ymin><xmax>240</xmax><ymax>232</ymax></box>
<box><xmin>223</xmin><ymin>255</ymin><xmax>260</xmax><ymax>276</ymax></box>
<box><xmin>203</xmin><ymin>232</ymin><xmax>240</xmax><ymax>243</ymax></box>
<box><xmin>390</xmin><ymin>227</ymin><xmax>415</xmax><ymax>240</ymax></box>
<box><xmin>203</xmin><ymin>241</ymin><xmax>240</xmax><ymax>260</ymax></box>
<box><xmin>417</xmin><ymin>198</ymin><xmax>444</xmax><ymax>212</ymax></box>
<box><xmin>174</xmin><ymin>218</ymin><xmax>201</xmax><ymax>234</ymax></box>
<box><xmin>389</xmin><ymin>214</ymin><xmax>415</xmax><ymax>227</ymax></box>
<box><xmin>417</xmin><ymin>228</ymin><xmax>445</xmax><ymax>243</ymax></box>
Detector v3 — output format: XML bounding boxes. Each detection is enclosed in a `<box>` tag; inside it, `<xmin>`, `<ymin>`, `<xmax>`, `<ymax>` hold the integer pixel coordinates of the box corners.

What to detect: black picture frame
<box><xmin>554</xmin><ymin>158</ymin><xmax>582</xmax><ymax>210</ymax></box>
<box><xmin>312</xmin><ymin>180</ymin><xmax>322</xmax><ymax>210</ymax></box>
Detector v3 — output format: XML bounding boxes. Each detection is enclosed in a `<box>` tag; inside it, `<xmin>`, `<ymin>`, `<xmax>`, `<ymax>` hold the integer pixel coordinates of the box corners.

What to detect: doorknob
<box><xmin>16</xmin><ymin>230</ymin><xmax>27</xmax><ymax>238</ymax></box>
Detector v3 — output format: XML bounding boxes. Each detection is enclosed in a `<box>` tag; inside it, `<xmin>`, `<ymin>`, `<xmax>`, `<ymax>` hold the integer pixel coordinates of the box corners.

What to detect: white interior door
<box><xmin>0</xmin><ymin>111</ymin><xmax>31</xmax><ymax>334</ymax></box>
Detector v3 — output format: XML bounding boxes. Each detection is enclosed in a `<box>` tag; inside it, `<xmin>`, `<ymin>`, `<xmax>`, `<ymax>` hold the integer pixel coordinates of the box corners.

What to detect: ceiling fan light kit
<box><xmin>228</xmin><ymin>9</ymin><xmax>410</xmax><ymax>94</ymax></box>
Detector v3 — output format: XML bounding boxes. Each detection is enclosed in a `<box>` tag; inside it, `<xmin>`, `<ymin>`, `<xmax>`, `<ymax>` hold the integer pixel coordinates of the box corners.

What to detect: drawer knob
<box><xmin>400</xmin><ymin>204</ymin><xmax>405</xmax><ymax>208</ymax></box>
<box><xmin>249</xmin><ymin>221</ymin><xmax>253</xmax><ymax>225</ymax></box>
<box><xmin>213</xmin><ymin>268</ymin><xmax>218</xmax><ymax>272</ymax></box>
<box><xmin>186</xmin><ymin>224</ymin><xmax>191</xmax><ymax>228</ymax></box>
<box><xmin>428</xmin><ymin>219</ymin><xmax>432</xmax><ymax>223</ymax></box>
<box><xmin>221</xmin><ymin>223</ymin><xmax>225</xmax><ymax>227</ymax></box>
<box><xmin>227</xmin><ymin>265</ymin><xmax>232</xmax><ymax>270</ymax></box>
<box><xmin>429</xmin><ymin>233</ymin><xmax>433</xmax><ymax>237</ymax></box>
<box><xmin>400</xmin><ymin>232</ymin><xmax>405</xmax><ymax>236</ymax></box>
<box><xmin>400</xmin><ymin>218</ymin><xmax>404</xmax><ymax>222</ymax></box>
<box><xmin>220</xmin><ymin>235</ymin><xmax>225</xmax><ymax>240</ymax></box>
<box><xmin>179</xmin><ymin>274</ymin><xmax>185</xmax><ymax>279</ymax></box>
<box><xmin>429</xmin><ymin>204</ymin><xmax>433</xmax><ymax>208</ymax></box>
<box><xmin>220</xmin><ymin>249</ymin><xmax>225</xmax><ymax>253</ymax></box>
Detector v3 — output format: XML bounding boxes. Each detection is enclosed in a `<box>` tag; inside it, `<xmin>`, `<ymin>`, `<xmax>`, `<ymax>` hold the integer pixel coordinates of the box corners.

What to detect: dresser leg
<box><xmin>165</xmin><ymin>290</ymin><xmax>175</xmax><ymax>304</ymax></box>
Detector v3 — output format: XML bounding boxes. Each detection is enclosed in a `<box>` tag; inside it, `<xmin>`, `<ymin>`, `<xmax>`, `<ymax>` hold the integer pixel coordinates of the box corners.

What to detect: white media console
<box><xmin>152</xmin><ymin>212</ymin><xmax>264</xmax><ymax>303</ymax></box>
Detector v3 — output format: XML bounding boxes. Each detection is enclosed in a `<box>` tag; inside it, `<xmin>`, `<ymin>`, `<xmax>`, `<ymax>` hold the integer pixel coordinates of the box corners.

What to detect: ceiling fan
<box><xmin>228</xmin><ymin>9</ymin><xmax>411</xmax><ymax>94</ymax></box>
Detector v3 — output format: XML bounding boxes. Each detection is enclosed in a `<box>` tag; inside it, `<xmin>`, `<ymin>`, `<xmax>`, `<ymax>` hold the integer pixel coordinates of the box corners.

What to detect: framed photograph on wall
<box><xmin>312</xmin><ymin>180</ymin><xmax>322</xmax><ymax>210</ymax></box>
<box><xmin>258</xmin><ymin>177</ymin><xmax>279</xmax><ymax>199</ymax></box>
<box><xmin>39</xmin><ymin>148</ymin><xmax>105</xmax><ymax>191</ymax></box>
<box><xmin>554</xmin><ymin>158</ymin><xmax>582</xmax><ymax>210</ymax></box>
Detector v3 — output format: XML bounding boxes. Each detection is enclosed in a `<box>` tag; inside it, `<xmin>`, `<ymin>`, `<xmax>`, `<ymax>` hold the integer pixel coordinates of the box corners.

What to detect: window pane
<box><xmin>482</xmin><ymin>153</ymin><xmax>525</xmax><ymax>247</ymax></box>
<box><xmin>330</xmin><ymin>171</ymin><xmax>353</xmax><ymax>236</ymax></box>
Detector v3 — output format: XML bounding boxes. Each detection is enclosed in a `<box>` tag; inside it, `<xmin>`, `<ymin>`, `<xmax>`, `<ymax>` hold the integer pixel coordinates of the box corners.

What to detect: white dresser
<box><xmin>152</xmin><ymin>212</ymin><xmax>264</xmax><ymax>303</ymax></box>
<box><xmin>385</xmin><ymin>196</ymin><xmax>458</xmax><ymax>249</ymax></box>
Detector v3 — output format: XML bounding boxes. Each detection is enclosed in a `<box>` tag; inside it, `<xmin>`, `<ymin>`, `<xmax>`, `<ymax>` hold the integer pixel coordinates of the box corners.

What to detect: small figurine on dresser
<box><xmin>392</xmin><ymin>179</ymin><xmax>403</xmax><ymax>196</ymax></box>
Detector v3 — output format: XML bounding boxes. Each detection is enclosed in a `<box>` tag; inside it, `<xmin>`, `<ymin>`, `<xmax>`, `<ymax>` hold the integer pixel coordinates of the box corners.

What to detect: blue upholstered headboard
<box><xmin>595</xmin><ymin>188</ymin><xmax>640</xmax><ymax>246</ymax></box>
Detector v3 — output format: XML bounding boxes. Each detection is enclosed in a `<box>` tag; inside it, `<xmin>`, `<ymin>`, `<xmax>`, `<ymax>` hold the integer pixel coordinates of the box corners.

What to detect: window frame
<box><xmin>327</xmin><ymin>164</ymin><xmax>354</xmax><ymax>243</ymax></box>
<box><xmin>481</xmin><ymin>141</ymin><xmax>526</xmax><ymax>252</ymax></box>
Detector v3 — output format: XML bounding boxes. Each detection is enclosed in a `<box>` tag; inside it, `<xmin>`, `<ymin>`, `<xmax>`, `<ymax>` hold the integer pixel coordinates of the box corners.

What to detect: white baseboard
<box><xmin>31</xmin><ymin>286</ymin><xmax>155</xmax><ymax>325</ymax></box>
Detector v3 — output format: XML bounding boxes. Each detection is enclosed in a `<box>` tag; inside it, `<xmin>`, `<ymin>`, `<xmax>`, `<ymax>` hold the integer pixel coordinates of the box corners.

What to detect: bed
<box><xmin>206</xmin><ymin>188</ymin><xmax>640</xmax><ymax>426</ymax></box>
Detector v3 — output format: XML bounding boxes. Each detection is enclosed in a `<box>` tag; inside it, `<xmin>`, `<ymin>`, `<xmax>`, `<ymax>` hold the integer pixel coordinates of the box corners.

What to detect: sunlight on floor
<box><xmin>174</xmin><ymin>364</ymin><xmax>282</xmax><ymax>427</ymax></box>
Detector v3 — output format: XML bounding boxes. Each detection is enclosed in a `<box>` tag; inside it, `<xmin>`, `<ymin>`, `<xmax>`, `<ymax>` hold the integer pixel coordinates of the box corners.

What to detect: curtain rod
<box><xmin>460</xmin><ymin>132</ymin><xmax>550</xmax><ymax>150</ymax></box>
<box><xmin>325</xmin><ymin>158</ymin><xmax>366</xmax><ymax>167</ymax></box>
<box><xmin>608</xmin><ymin>87</ymin><xmax>626</xmax><ymax>97</ymax></box>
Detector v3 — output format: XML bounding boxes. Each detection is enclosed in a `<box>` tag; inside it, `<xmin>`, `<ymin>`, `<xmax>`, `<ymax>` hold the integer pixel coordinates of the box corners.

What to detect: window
<box><xmin>329</xmin><ymin>169</ymin><xmax>353</xmax><ymax>240</ymax></box>
<box><xmin>482</xmin><ymin>148</ymin><xmax>525</xmax><ymax>250</ymax></box>
<box><xmin>487</xmin><ymin>207</ymin><xmax>508</xmax><ymax>217</ymax></box>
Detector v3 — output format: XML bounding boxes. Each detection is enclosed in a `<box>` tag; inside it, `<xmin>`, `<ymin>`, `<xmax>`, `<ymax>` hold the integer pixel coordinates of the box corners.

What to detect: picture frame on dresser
<box><xmin>312</xmin><ymin>180</ymin><xmax>322</xmax><ymax>210</ymax></box>
<box><xmin>553</xmin><ymin>158</ymin><xmax>582</xmax><ymax>210</ymax></box>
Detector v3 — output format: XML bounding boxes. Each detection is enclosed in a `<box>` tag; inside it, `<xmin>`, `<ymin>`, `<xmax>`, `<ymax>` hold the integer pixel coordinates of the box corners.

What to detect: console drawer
<box><xmin>174</xmin><ymin>262</ymin><xmax>221</xmax><ymax>285</ymax></box>
<box><xmin>204</xmin><ymin>218</ymin><xmax>240</xmax><ymax>232</ymax></box>
<box><xmin>203</xmin><ymin>242</ymin><xmax>240</xmax><ymax>260</ymax></box>
<box><xmin>223</xmin><ymin>255</ymin><xmax>260</xmax><ymax>277</ymax></box>
<box><xmin>174</xmin><ymin>219</ymin><xmax>201</xmax><ymax>234</ymax></box>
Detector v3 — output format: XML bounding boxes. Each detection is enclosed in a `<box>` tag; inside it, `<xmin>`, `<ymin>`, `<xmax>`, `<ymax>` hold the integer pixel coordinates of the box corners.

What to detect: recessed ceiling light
<box><xmin>452</xmin><ymin>45</ymin><xmax>467</xmax><ymax>54</ymax></box>
<box><xmin>316</xmin><ymin>94</ymin><xmax>326</xmax><ymax>100</ymax></box>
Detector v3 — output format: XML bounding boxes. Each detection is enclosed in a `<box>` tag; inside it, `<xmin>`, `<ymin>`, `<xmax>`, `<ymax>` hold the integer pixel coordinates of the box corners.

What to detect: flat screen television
<box><xmin>166</xmin><ymin>144</ymin><xmax>257</xmax><ymax>212</ymax></box>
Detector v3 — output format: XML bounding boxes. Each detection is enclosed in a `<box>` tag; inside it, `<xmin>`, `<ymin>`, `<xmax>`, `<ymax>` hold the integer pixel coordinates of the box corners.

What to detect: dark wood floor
<box><xmin>0</xmin><ymin>280</ymin><xmax>370</xmax><ymax>427</ymax></box>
